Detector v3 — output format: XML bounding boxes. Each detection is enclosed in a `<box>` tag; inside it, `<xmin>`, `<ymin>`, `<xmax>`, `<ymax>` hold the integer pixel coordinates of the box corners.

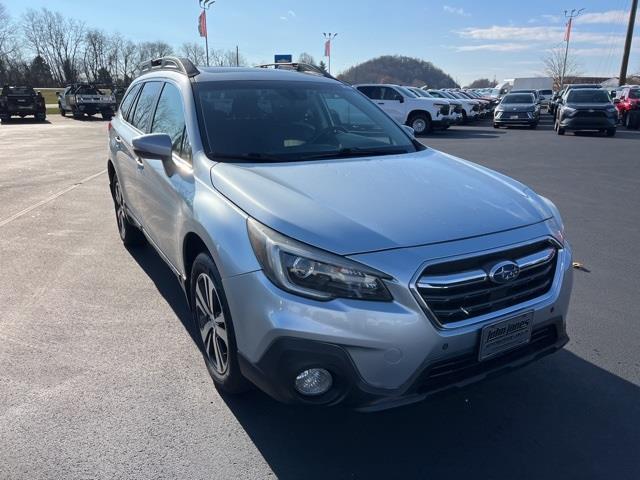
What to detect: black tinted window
<box><xmin>382</xmin><ymin>87</ymin><xmax>402</xmax><ymax>101</ymax></box>
<box><xmin>357</xmin><ymin>86</ymin><xmax>382</xmax><ymax>100</ymax></box>
<box><xmin>119</xmin><ymin>84</ymin><xmax>141</xmax><ymax>120</ymax></box>
<box><xmin>502</xmin><ymin>94</ymin><xmax>534</xmax><ymax>104</ymax></box>
<box><xmin>151</xmin><ymin>83</ymin><xmax>186</xmax><ymax>154</ymax></box>
<box><xmin>628</xmin><ymin>89</ymin><xmax>639</xmax><ymax>99</ymax></box>
<box><xmin>131</xmin><ymin>82</ymin><xmax>162</xmax><ymax>132</ymax></box>
<box><xmin>567</xmin><ymin>90</ymin><xmax>610</xmax><ymax>103</ymax></box>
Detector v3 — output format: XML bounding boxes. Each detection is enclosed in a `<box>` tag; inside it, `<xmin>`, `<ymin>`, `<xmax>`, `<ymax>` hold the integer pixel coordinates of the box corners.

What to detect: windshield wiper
<box><xmin>211</xmin><ymin>152</ymin><xmax>287</xmax><ymax>163</ymax></box>
<box><xmin>299</xmin><ymin>147</ymin><xmax>410</xmax><ymax>161</ymax></box>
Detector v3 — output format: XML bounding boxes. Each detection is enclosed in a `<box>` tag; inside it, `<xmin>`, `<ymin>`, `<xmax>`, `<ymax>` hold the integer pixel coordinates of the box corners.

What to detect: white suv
<box><xmin>427</xmin><ymin>89</ymin><xmax>479</xmax><ymax>123</ymax></box>
<box><xmin>354</xmin><ymin>84</ymin><xmax>451</xmax><ymax>134</ymax></box>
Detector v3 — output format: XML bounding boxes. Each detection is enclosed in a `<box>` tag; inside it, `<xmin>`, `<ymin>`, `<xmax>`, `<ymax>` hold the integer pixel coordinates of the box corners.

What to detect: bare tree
<box><xmin>210</xmin><ymin>48</ymin><xmax>246</xmax><ymax>67</ymax></box>
<box><xmin>22</xmin><ymin>8</ymin><xmax>85</xmax><ymax>84</ymax></box>
<box><xmin>180</xmin><ymin>42</ymin><xmax>207</xmax><ymax>66</ymax></box>
<box><xmin>83</xmin><ymin>29</ymin><xmax>109</xmax><ymax>82</ymax></box>
<box><xmin>118</xmin><ymin>40</ymin><xmax>138</xmax><ymax>84</ymax></box>
<box><xmin>543</xmin><ymin>48</ymin><xmax>582</xmax><ymax>90</ymax></box>
<box><xmin>0</xmin><ymin>2</ymin><xmax>17</xmax><ymax>58</ymax></box>
<box><xmin>137</xmin><ymin>41</ymin><xmax>173</xmax><ymax>64</ymax></box>
<box><xmin>298</xmin><ymin>52</ymin><xmax>316</xmax><ymax>66</ymax></box>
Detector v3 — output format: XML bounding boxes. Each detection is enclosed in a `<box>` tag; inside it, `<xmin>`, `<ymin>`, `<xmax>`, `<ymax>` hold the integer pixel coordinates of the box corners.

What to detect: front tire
<box><xmin>606</xmin><ymin>128</ymin><xmax>616</xmax><ymax>137</ymax></box>
<box><xmin>111</xmin><ymin>175</ymin><xmax>145</xmax><ymax>246</ymax></box>
<box><xmin>102</xmin><ymin>112</ymin><xmax>113</xmax><ymax>121</ymax></box>
<box><xmin>555</xmin><ymin>121</ymin><xmax>565</xmax><ymax>135</ymax></box>
<box><xmin>190</xmin><ymin>253</ymin><xmax>249</xmax><ymax>394</ymax></box>
<box><xmin>408</xmin><ymin>113</ymin><xmax>431</xmax><ymax>135</ymax></box>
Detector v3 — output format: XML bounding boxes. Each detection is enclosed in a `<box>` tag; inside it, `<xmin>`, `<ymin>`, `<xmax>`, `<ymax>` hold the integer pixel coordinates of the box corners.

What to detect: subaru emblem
<box><xmin>489</xmin><ymin>261</ymin><xmax>520</xmax><ymax>284</ymax></box>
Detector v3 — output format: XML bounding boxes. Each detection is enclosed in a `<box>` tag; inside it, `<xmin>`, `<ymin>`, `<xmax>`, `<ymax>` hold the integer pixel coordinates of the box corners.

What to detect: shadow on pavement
<box><xmin>125</xmin><ymin>226</ymin><xmax>640</xmax><ymax>480</ymax></box>
<box><xmin>0</xmin><ymin>118</ymin><xmax>51</xmax><ymax>125</ymax></box>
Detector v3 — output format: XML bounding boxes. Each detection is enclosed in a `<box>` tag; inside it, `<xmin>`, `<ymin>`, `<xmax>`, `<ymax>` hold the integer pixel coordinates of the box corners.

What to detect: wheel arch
<box><xmin>407</xmin><ymin>109</ymin><xmax>432</xmax><ymax>122</ymax></box>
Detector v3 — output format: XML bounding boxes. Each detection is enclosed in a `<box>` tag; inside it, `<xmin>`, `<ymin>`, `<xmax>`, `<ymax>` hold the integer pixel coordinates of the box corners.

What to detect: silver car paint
<box><xmin>109</xmin><ymin>67</ymin><xmax>572</xmax><ymax>398</ymax></box>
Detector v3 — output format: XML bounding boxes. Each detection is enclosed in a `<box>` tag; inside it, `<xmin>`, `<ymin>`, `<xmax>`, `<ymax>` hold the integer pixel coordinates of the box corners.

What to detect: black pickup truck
<box><xmin>0</xmin><ymin>85</ymin><xmax>47</xmax><ymax>122</ymax></box>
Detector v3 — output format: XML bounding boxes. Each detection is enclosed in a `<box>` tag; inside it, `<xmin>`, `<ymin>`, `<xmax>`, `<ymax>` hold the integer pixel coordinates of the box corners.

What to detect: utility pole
<box><xmin>619</xmin><ymin>0</ymin><xmax>638</xmax><ymax>86</ymax></box>
<box><xmin>199</xmin><ymin>0</ymin><xmax>215</xmax><ymax>67</ymax></box>
<box><xmin>560</xmin><ymin>8</ymin><xmax>584</xmax><ymax>88</ymax></box>
<box><xmin>323</xmin><ymin>33</ymin><xmax>338</xmax><ymax>75</ymax></box>
<box><xmin>236</xmin><ymin>45</ymin><xmax>239</xmax><ymax>67</ymax></box>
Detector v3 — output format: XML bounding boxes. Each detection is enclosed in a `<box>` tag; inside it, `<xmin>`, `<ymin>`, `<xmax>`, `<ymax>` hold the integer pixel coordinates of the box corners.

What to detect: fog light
<box><xmin>294</xmin><ymin>368</ymin><xmax>333</xmax><ymax>396</ymax></box>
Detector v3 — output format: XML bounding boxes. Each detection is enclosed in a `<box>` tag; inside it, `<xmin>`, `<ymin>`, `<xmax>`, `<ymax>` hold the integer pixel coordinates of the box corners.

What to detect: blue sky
<box><xmin>3</xmin><ymin>0</ymin><xmax>638</xmax><ymax>85</ymax></box>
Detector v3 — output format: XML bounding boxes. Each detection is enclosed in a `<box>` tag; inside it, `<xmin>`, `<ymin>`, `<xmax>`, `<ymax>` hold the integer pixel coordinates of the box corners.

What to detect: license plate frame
<box><xmin>478</xmin><ymin>311</ymin><xmax>533</xmax><ymax>361</ymax></box>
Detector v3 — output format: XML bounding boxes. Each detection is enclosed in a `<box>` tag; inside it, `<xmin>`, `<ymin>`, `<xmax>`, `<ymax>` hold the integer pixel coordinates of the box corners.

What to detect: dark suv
<box><xmin>555</xmin><ymin>88</ymin><xmax>617</xmax><ymax>136</ymax></box>
<box><xmin>0</xmin><ymin>85</ymin><xmax>46</xmax><ymax>122</ymax></box>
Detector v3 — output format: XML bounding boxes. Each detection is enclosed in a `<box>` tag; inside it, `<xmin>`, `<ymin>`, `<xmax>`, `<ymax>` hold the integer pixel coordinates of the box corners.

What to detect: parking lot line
<box><xmin>0</xmin><ymin>169</ymin><xmax>106</xmax><ymax>228</ymax></box>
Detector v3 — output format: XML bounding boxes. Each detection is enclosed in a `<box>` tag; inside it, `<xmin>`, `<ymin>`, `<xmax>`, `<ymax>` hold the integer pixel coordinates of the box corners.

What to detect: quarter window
<box><xmin>119</xmin><ymin>83</ymin><xmax>141</xmax><ymax>121</ymax></box>
<box><xmin>130</xmin><ymin>81</ymin><xmax>162</xmax><ymax>132</ymax></box>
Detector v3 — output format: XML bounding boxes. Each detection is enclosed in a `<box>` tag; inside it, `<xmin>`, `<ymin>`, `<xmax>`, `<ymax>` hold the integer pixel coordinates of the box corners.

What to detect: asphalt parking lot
<box><xmin>1</xmin><ymin>113</ymin><xmax>639</xmax><ymax>480</ymax></box>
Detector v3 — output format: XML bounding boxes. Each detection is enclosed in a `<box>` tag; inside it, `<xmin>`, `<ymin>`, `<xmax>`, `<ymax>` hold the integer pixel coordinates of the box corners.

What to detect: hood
<box><xmin>498</xmin><ymin>103</ymin><xmax>535</xmax><ymax>111</ymax></box>
<box><xmin>566</xmin><ymin>102</ymin><xmax>612</xmax><ymax>110</ymax></box>
<box><xmin>211</xmin><ymin>149</ymin><xmax>551</xmax><ymax>255</ymax></box>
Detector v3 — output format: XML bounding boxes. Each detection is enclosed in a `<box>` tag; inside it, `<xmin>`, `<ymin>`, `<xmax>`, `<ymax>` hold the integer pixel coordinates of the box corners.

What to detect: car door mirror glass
<box><xmin>132</xmin><ymin>133</ymin><xmax>173</xmax><ymax>161</ymax></box>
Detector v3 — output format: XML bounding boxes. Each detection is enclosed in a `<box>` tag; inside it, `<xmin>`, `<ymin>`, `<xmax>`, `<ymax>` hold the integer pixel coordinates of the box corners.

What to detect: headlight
<box><xmin>540</xmin><ymin>196</ymin><xmax>566</xmax><ymax>245</ymax></box>
<box><xmin>247</xmin><ymin>218</ymin><xmax>393</xmax><ymax>301</ymax></box>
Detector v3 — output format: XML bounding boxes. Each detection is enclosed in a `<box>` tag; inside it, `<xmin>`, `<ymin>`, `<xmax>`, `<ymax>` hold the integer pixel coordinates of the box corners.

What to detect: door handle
<box><xmin>377</xmin><ymin>102</ymin><xmax>384</xmax><ymax>105</ymax></box>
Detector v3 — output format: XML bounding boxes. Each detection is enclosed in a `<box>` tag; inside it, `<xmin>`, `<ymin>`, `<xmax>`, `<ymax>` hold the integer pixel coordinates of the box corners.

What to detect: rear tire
<box><xmin>461</xmin><ymin>110</ymin><xmax>468</xmax><ymax>124</ymax></box>
<box><xmin>35</xmin><ymin>112</ymin><xmax>46</xmax><ymax>122</ymax></box>
<box><xmin>111</xmin><ymin>175</ymin><xmax>145</xmax><ymax>247</ymax></box>
<box><xmin>59</xmin><ymin>104</ymin><xmax>66</xmax><ymax>117</ymax></box>
<box><xmin>555</xmin><ymin>121</ymin><xmax>565</xmax><ymax>135</ymax></box>
<box><xmin>190</xmin><ymin>252</ymin><xmax>249</xmax><ymax>394</ymax></box>
<box><xmin>102</xmin><ymin>112</ymin><xmax>113</xmax><ymax>121</ymax></box>
<box><xmin>606</xmin><ymin>128</ymin><xmax>616</xmax><ymax>137</ymax></box>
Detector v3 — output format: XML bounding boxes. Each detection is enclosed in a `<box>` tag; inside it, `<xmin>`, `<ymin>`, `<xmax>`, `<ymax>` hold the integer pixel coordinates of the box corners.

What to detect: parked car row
<box><xmin>351</xmin><ymin>84</ymin><xmax>499</xmax><ymax>135</ymax></box>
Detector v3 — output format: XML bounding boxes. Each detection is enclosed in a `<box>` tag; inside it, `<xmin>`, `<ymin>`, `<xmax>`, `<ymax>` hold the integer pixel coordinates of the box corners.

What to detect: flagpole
<box><xmin>323</xmin><ymin>33</ymin><xmax>338</xmax><ymax>75</ymax></box>
<box><xmin>200</xmin><ymin>0</ymin><xmax>215</xmax><ymax>67</ymax></box>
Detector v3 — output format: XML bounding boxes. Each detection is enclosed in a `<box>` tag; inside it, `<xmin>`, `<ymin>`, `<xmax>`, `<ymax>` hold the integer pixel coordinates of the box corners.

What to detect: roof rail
<box><xmin>139</xmin><ymin>57</ymin><xmax>200</xmax><ymax>77</ymax></box>
<box><xmin>255</xmin><ymin>62</ymin><xmax>336</xmax><ymax>80</ymax></box>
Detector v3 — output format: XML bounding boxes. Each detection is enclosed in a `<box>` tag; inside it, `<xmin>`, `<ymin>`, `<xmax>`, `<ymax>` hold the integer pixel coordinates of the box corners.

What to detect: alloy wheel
<box><xmin>114</xmin><ymin>180</ymin><xmax>127</xmax><ymax>240</ymax></box>
<box><xmin>412</xmin><ymin>118</ymin><xmax>426</xmax><ymax>133</ymax></box>
<box><xmin>195</xmin><ymin>273</ymin><xmax>229</xmax><ymax>375</ymax></box>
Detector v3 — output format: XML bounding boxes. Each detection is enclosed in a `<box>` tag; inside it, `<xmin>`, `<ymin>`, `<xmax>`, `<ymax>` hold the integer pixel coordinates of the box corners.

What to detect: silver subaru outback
<box><xmin>107</xmin><ymin>58</ymin><xmax>572</xmax><ymax>411</ymax></box>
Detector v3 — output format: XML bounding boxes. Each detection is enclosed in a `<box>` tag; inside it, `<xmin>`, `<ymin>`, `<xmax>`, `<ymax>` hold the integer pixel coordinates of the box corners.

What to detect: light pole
<box><xmin>560</xmin><ymin>8</ymin><xmax>584</xmax><ymax>88</ymax></box>
<box><xmin>619</xmin><ymin>0</ymin><xmax>638</xmax><ymax>86</ymax></box>
<box><xmin>323</xmin><ymin>33</ymin><xmax>338</xmax><ymax>75</ymax></box>
<box><xmin>199</xmin><ymin>0</ymin><xmax>215</xmax><ymax>67</ymax></box>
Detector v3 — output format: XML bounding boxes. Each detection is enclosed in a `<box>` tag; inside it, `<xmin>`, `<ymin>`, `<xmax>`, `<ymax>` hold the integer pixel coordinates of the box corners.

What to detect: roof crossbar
<box><xmin>139</xmin><ymin>57</ymin><xmax>200</xmax><ymax>77</ymax></box>
<box><xmin>255</xmin><ymin>62</ymin><xmax>336</xmax><ymax>80</ymax></box>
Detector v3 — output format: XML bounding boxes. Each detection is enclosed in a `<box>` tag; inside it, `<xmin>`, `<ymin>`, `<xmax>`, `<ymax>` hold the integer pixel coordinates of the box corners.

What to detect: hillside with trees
<box><xmin>338</xmin><ymin>55</ymin><xmax>458</xmax><ymax>88</ymax></box>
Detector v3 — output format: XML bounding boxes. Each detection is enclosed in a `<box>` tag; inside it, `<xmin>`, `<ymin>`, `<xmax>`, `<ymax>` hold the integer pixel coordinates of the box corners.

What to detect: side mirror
<box><xmin>132</xmin><ymin>133</ymin><xmax>173</xmax><ymax>161</ymax></box>
<box><xmin>398</xmin><ymin>96</ymin><xmax>405</xmax><ymax>103</ymax></box>
<box><xmin>402</xmin><ymin>125</ymin><xmax>415</xmax><ymax>137</ymax></box>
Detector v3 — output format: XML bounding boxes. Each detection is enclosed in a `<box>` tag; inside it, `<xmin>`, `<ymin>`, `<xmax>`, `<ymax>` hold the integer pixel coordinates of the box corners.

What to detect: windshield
<box><xmin>397</xmin><ymin>86</ymin><xmax>417</xmax><ymax>98</ymax></box>
<box><xmin>196</xmin><ymin>81</ymin><xmax>418</xmax><ymax>162</ymax></box>
<box><xmin>502</xmin><ymin>94</ymin><xmax>534</xmax><ymax>104</ymax></box>
<box><xmin>567</xmin><ymin>89</ymin><xmax>610</xmax><ymax>103</ymax></box>
<box><xmin>2</xmin><ymin>86</ymin><xmax>35</xmax><ymax>95</ymax></box>
<box><xmin>75</xmin><ymin>85</ymin><xmax>101</xmax><ymax>95</ymax></box>
<box><xmin>410</xmin><ymin>88</ymin><xmax>429</xmax><ymax>97</ymax></box>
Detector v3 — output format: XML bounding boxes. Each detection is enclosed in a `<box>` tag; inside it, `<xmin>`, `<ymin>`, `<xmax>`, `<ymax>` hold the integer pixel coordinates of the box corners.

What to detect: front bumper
<box><xmin>77</xmin><ymin>104</ymin><xmax>115</xmax><ymax>115</ymax></box>
<box><xmin>223</xmin><ymin>225</ymin><xmax>573</xmax><ymax>410</ymax></box>
<box><xmin>559</xmin><ymin>115</ymin><xmax>616</xmax><ymax>130</ymax></box>
<box><xmin>432</xmin><ymin>117</ymin><xmax>450</xmax><ymax>129</ymax></box>
<box><xmin>494</xmin><ymin>114</ymin><xmax>538</xmax><ymax>126</ymax></box>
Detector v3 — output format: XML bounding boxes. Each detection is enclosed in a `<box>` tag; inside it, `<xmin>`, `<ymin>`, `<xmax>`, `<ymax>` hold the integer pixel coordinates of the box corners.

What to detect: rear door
<box><xmin>114</xmin><ymin>81</ymin><xmax>162</xmax><ymax>223</ymax></box>
<box><xmin>136</xmin><ymin>81</ymin><xmax>195</xmax><ymax>267</ymax></box>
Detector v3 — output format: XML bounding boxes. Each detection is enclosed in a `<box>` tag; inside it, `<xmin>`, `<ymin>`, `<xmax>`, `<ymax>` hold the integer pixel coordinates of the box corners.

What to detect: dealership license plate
<box><xmin>510</xmin><ymin>114</ymin><xmax>519</xmax><ymax>119</ymax></box>
<box><xmin>478</xmin><ymin>311</ymin><xmax>533</xmax><ymax>361</ymax></box>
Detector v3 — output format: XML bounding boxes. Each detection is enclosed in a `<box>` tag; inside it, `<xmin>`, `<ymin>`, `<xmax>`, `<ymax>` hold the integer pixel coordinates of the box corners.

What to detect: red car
<box><xmin>614</xmin><ymin>86</ymin><xmax>640</xmax><ymax>129</ymax></box>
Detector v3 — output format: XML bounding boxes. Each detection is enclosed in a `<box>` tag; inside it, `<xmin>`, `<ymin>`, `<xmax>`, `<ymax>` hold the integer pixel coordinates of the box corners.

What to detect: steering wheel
<box><xmin>307</xmin><ymin>125</ymin><xmax>349</xmax><ymax>145</ymax></box>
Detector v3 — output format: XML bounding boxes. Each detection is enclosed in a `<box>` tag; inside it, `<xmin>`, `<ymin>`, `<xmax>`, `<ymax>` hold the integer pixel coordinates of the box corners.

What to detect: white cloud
<box><xmin>541</xmin><ymin>14</ymin><xmax>562</xmax><ymax>23</ymax></box>
<box><xmin>456</xmin><ymin>43</ymin><xmax>531</xmax><ymax>52</ymax></box>
<box><xmin>579</xmin><ymin>10</ymin><xmax>629</xmax><ymax>24</ymax></box>
<box><xmin>279</xmin><ymin>16</ymin><xmax>288</xmax><ymax>21</ymax></box>
<box><xmin>457</xmin><ymin>25</ymin><xmax>624</xmax><ymax>45</ymax></box>
<box><xmin>287</xmin><ymin>10</ymin><xmax>296</xmax><ymax>17</ymax></box>
<box><xmin>443</xmin><ymin>5</ymin><xmax>470</xmax><ymax>17</ymax></box>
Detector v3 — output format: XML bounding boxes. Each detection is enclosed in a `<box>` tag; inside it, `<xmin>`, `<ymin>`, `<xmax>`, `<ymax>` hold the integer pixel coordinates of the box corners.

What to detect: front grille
<box><xmin>574</xmin><ymin>110</ymin><xmax>607</xmax><ymax>118</ymax></box>
<box><xmin>454</xmin><ymin>105</ymin><xmax>462</xmax><ymax>113</ymax></box>
<box><xmin>417</xmin><ymin>324</ymin><xmax>558</xmax><ymax>394</ymax></box>
<box><xmin>414</xmin><ymin>240</ymin><xmax>559</xmax><ymax>325</ymax></box>
<box><xmin>439</xmin><ymin>105</ymin><xmax>451</xmax><ymax>115</ymax></box>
